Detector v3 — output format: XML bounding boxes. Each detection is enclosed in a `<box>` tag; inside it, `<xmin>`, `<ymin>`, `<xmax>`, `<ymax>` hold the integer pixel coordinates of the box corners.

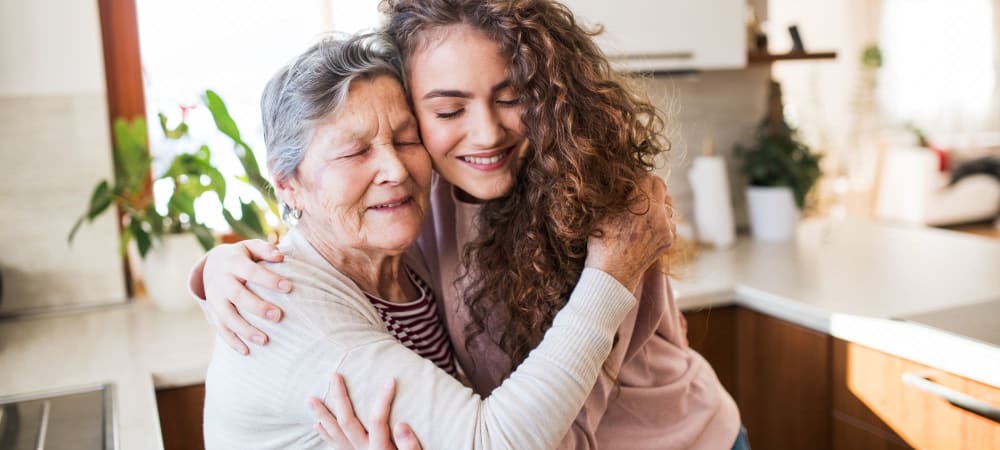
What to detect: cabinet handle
<box><xmin>902</xmin><ymin>372</ymin><xmax>1000</xmax><ymax>424</ymax></box>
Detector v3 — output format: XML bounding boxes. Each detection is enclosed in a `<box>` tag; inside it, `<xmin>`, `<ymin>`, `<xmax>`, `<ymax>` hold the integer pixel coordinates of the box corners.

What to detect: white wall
<box><xmin>0</xmin><ymin>0</ymin><xmax>126</xmax><ymax>313</ymax></box>
<box><xmin>0</xmin><ymin>0</ymin><xmax>107</xmax><ymax>96</ymax></box>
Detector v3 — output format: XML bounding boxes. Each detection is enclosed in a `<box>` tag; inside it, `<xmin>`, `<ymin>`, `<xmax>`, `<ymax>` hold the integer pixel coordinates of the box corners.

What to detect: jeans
<box><xmin>731</xmin><ymin>425</ymin><xmax>750</xmax><ymax>450</ymax></box>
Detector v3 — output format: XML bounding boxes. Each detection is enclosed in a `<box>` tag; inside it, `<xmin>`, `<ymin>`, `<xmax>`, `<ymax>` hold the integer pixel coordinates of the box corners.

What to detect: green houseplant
<box><xmin>68</xmin><ymin>115</ymin><xmax>227</xmax><ymax>310</ymax></box>
<box><xmin>68</xmin><ymin>116</ymin><xmax>219</xmax><ymax>256</ymax></box>
<box><xmin>69</xmin><ymin>90</ymin><xmax>278</xmax><ymax>308</ymax></box>
<box><xmin>199</xmin><ymin>89</ymin><xmax>280</xmax><ymax>239</ymax></box>
<box><xmin>735</xmin><ymin>79</ymin><xmax>822</xmax><ymax>241</ymax></box>
<box><xmin>69</xmin><ymin>90</ymin><xmax>277</xmax><ymax>257</ymax></box>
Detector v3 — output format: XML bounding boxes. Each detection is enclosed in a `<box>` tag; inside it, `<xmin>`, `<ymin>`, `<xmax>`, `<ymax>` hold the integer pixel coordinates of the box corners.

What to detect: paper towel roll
<box><xmin>689</xmin><ymin>155</ymin><xmax>736</xmax><ymax>248</ymax></box>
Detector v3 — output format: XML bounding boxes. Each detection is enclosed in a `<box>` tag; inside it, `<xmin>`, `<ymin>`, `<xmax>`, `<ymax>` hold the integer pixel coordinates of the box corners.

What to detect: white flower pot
<box><xmin>746</xmin><ymin>186</ymin><xmax>800</xmax><ymax>242</ymax></box>
<box><xmin>142</xmin><ymin>234</ymin><xmax>205</xmax><ymax>311</ymax></box>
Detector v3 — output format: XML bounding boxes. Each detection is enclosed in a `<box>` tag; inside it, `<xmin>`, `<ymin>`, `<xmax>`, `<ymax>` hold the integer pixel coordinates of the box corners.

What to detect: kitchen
<box><xmin>2</xmin><ymin>0</ymin><xmax>999</xmax><ymax>449</ymax></box>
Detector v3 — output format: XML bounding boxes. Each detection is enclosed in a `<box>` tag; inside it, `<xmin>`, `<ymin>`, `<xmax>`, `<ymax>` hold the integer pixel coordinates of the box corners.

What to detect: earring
<box><xmin>281</xmin><ymin>202</ymin><xmax>303</xmax><ymax>222</ymax></box>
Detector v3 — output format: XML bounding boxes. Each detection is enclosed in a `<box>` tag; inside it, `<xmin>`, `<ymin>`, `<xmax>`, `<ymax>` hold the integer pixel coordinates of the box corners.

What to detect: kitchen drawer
<box><xmin>833</xmin><ymin>339</ymin><xmax>1000</xmax><ymax>449</ymax></box>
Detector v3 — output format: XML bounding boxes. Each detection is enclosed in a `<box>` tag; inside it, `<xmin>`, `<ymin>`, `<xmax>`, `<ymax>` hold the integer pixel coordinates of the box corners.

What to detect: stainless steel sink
<box><xmin>0</xmin><ymin>384</ymin><xmax>116</xmax><ymax>450</ymax></box>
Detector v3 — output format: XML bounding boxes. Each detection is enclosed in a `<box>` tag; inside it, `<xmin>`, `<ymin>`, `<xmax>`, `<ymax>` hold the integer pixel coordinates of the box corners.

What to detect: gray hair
<box><xmin>261</xmin><ymin>32</ymin><xmax>405</xmax><ymax>188</ymax></box>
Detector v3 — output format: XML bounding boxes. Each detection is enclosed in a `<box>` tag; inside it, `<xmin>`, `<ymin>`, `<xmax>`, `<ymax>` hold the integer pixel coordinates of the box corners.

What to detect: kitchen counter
<box><xmin>673</xmin><ymin>218</ymin><xmax>1000</xmax><ymax>389</ymax></box>
<box><xmin>0</xmin><ymin>303</ymin><xmax>214</xmax><ymax>449</ymax></box>
<box><xmin>0</xmin><ymin>218</ymin><xmax>997</xmax><ymax>449</ymax></box>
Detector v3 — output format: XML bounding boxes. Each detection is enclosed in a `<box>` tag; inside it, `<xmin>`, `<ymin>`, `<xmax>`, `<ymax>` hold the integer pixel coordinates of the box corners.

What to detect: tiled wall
<box><xmin>644</xmin><ymin>66</ymin><xmax>773</xmax><ymax>229</ymax></box>
<box><xmin>0</xmin><ymin>1</ymin><xmax>126</xmax><ymax>314</ymax></box>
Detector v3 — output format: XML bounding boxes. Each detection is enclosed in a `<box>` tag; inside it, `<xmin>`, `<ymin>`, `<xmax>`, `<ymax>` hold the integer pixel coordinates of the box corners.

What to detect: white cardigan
<box><xmin>202</xmin><ymin>228</ymin><xmax>636</xmax><ymax>449</ymax></box>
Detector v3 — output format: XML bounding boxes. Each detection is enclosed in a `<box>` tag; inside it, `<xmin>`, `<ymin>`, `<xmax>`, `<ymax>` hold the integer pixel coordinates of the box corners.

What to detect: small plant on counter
<box><xmin>734</xmin><ymin>80</ymin><xmax>823</xmax><ymax>209</ymax></box>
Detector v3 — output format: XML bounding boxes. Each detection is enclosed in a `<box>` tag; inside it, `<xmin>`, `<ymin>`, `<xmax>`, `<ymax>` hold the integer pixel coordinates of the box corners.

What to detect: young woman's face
<box><xmin>406</xmin><ymin>24</ymin><xmax>528</xmax><ymax>202</ymax></box>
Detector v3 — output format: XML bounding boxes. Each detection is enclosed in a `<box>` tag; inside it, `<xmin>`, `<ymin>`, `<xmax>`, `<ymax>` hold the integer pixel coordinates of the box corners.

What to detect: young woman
<box><xmin>192</xmin><ymin>1</ymin><xmax>745</xmax><ymax>448</ymax></box>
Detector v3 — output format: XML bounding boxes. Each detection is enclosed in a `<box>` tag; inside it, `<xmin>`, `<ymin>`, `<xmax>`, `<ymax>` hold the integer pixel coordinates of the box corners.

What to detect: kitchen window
<box><xmin>879</xmin><ymin>0</ymin><xmax>996</xmax><ymax>136</ymax></box>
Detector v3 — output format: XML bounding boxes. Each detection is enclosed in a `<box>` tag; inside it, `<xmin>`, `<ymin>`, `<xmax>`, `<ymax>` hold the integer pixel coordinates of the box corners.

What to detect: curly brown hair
<box><xmin>381</xmin><ymin>0</ymin><xmax>670</xmax><ymax>374</ymax></box>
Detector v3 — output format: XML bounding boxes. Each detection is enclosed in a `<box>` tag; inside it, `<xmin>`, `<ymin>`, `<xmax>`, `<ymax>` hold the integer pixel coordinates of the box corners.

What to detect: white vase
<box><xmin>746</xmin><ymin>186</ymin><xmax>800</xmax><ymax>242</ymax></box>
<box><xmin>141</xmin><ymin>234</ymin><xmax>205</xmax><ymax>311</ymax></box>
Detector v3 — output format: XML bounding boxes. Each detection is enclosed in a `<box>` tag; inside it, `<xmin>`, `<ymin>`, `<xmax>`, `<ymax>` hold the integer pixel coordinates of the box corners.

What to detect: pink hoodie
<box><xmin>417</xmin><ymin>175</ymin><xmax>741</xmax><ymax>449</ymax></box>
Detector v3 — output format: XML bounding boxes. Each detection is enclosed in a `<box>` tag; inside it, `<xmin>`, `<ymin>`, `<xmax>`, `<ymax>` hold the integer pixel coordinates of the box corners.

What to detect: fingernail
<box><xmin>278</xmin><ymin>280</ymin><xmax>291</xmax><ymax>292</ymax></box>
<box><xmin>396</xmin><ymin>424</ymin><xmax>412</xmax><ymax>438</ymax></box>
<box><xmin>252</xmin><ymin>335</ymin><xmax>266</xmax><ymax>345</ymax></box>
<box><xmin>266</xmin><ymin>309</ymin><xmax>280</xmax><ymax>321</ymax></box>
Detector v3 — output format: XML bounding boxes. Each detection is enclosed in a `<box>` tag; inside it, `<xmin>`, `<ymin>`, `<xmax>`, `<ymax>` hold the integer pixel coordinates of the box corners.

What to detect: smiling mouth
<box><xmin>457</xmin><ymin>146</ymin><xmax>513</xmax><ymax>168</ymax></box>
<box><xmin>369</xmin><ymin>196</ymin><xmax>413</xmax><ymax>210</ymax></box>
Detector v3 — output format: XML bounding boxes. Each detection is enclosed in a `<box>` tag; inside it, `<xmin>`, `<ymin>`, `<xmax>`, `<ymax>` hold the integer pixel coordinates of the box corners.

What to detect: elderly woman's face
<box><xmin>282</xmin><ymin>75</ymin><xmax>431</xmax><ymax>254</ymax></box>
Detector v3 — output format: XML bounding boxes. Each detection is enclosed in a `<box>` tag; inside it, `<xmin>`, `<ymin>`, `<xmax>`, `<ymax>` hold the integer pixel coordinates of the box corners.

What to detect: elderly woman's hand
<box><xmin>585</xmin><ymin>174</ymin><xmax>674</xmax><ymax>292</ymax></box>
<box><xmin>198</xmin><ymin>239</ymin><xmax>291</xmax><ymax>355</ymax></box>
<box><xmin>309</xmin><ymin>374</ymin><xmax>423</xmax><ymax>450</ymax></box>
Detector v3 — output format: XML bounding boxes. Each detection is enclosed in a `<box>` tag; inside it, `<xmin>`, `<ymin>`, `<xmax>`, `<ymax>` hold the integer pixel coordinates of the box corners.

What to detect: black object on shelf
<box><xmin>755</xmin><ymin>33</ymin><xmax>768</xmax><ymax>52</ymax></box>
<box><xmin>788</xmin><ymin>25</ymin><xmax>805</xmax><ymax>53</ymax></box>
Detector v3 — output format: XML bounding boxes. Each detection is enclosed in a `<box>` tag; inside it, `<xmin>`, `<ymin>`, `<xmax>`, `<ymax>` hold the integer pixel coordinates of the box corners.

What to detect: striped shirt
<box><xmin>363</xmin><ymin>267</ymin><xmax>457</xmax><ymax>376</ymax></box>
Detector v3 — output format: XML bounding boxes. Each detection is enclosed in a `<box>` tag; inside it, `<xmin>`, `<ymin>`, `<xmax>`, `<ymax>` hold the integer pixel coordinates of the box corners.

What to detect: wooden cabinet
<box><xmin>156</xmin><ymin>384</ymin><xmax>206</xmax><ymax>450</ymax></box>
<box><xmin>832</xmin><ymin>339</ymin><xmax>1000</xmax><ymax>450</ymax></box>
<box><xmin>558</xmin><ymin>0</ymin><xmax>746</xmax><ymax>71</ymax></box>
<box><xmin>735</xmin><ymin>308</ymin><xmax>832</xmax><ymax>450</ymax></box>
<box><xmin>686</xmin><ymin>306</ymin><xmax>832</xmax><ymax>450</ymax></box>
<box><xmin>685</xmin><ymin>307</ymin><xmax>1000</xmax><ymax>450</ymax></box>
<box><xmin>685</xmin><ymin>305</ymin><xmax>739</xmax><ymax>394</ymax></box>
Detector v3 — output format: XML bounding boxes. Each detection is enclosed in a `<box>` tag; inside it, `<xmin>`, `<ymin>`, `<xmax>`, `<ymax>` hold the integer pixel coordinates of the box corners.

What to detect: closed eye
<box><xmin>339</xmin><ymin>147</ymin><xmax>369</xmax><ymax>159</ymax></box>
<box><xmin>436</xmin><ymin>108</ymin><xmax>464</xmax><ymax>119</ymax></box>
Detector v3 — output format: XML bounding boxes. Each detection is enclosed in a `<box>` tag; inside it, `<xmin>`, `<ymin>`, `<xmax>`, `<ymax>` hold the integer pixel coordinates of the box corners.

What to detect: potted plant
<box><xmin>69</xmin><ymin>102</ymin><xmax>270</xmax><ymax>310</ymax></box>
<box><xmin>735</xmin><ymin>79</ymin><xmax>823</xmax><ymax>241</ymax></box>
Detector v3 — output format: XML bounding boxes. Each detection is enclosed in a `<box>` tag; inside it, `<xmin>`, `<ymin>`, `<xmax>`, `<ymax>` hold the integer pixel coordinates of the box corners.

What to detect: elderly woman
<box><xmin>203</xmin><ymin>33</ymin><xmax>671</xmax><ymax>449</ymax></box>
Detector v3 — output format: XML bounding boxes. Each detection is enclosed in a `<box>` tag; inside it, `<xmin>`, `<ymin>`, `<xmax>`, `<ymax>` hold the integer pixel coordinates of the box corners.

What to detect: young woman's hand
<box><xmin>585</xmin><ymin>174</ymin><xmax>674</xmax><ymax>292</ymax></box>
<box><xmin>309</xmin><ymin>374</ymin><xmax>422</xmax><ymax>450</ymax></box>
<box><xmin>199</xmin><ymin>239</ymin><xmax>291</xmax><ymax>355</ymax></box>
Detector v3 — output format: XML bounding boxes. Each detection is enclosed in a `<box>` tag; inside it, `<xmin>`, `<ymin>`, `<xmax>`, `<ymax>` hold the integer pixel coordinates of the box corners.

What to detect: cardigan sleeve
<box><xmin>275</xmin><ymin>267</ymin><xmax>637</xmax><ymax>450</ymax></box>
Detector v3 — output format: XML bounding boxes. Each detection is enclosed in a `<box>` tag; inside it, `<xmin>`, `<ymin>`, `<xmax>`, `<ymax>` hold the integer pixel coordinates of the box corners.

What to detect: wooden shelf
<box><xmin>748</xmin><ymin>51</ymin><xmax>837</xmax><ymax>63</ymax></box>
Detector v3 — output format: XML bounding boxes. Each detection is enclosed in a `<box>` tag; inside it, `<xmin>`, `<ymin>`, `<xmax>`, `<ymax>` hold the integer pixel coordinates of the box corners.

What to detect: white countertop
<box><xmin>1</xmin><ymin>218</ymin><xmax>997</xmax><ymax>449</ymax></box>
<box><xmin>0</xmin><ymin>303</ymin><xmax>214</xmax><ymax>449</ymax></box>
<box><xmin>673</xmin><ymin>218</ymin><xmax>1000</xmax><ymax>389</ymax></box>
